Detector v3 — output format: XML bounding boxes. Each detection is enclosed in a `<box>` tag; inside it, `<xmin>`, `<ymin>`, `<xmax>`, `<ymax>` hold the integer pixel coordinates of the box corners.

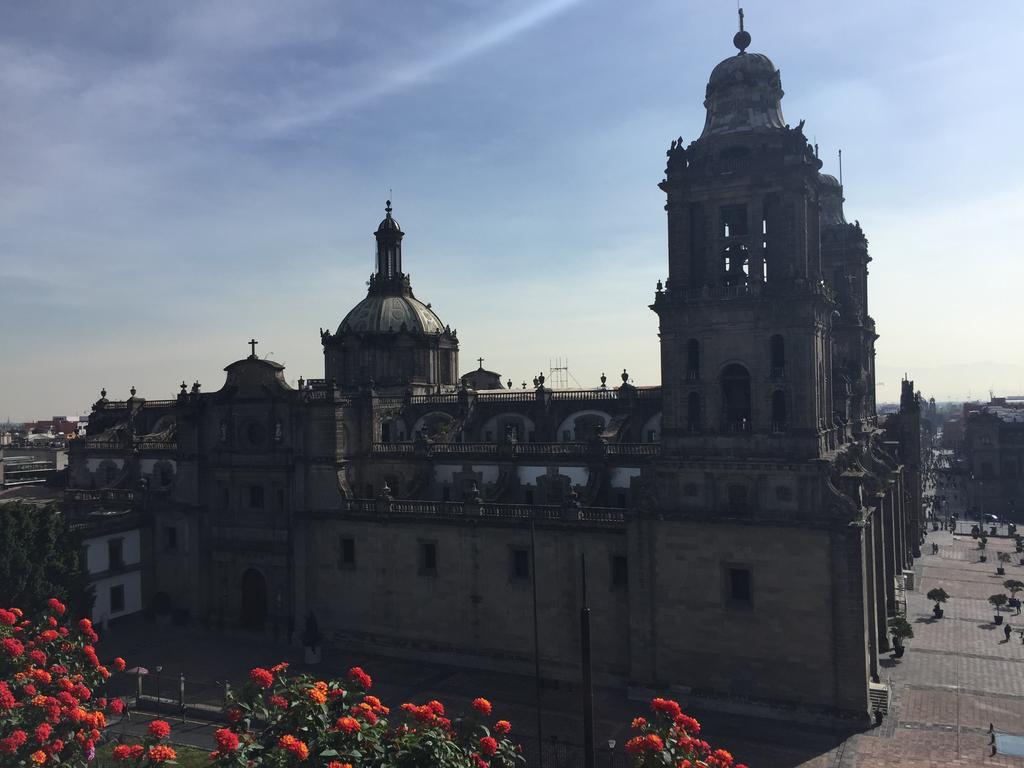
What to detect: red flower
<box><xmin>0</xmin><ymin>682</ymin><xmax>15</xmax><ymax>709</ymax></box>
<box><xmin>112</xmin><ymin>657</ymin><xmax>126</xmax><ymax>672</ymax></box>
<box><xmin>632</xmin><ymin>716</ymin><xmax>647</xmax><ymax>729</ymax></box>
<box><xmin>34</xmin><ymin>723</ymin><xmax>52</xmax><ymax>743</ymax></box>
<box><xmin>651</xmin><ymin>697</ymin><xmax>682</xmax><ymax>720</ymax></box>
<box><xmin>493</xmin><ymin>720</ymin><xmax>511</xmax><ymax>735</ymax></box>
<box><xmin>335</xmin><ymin>716</ymin><xmax>361</xmax><ymax>735</ymax></box>
<box><xmin>214</xmin><ymin>728</ymin><xmax>239</xmax><ymax>752</ymax></box>
<box><xmin>227</xmin><ymin>708</ymin><xmax>242</xmax><ymax>723</ymax></box>
<box><xmin>427</xmin><ymin>699</ymin><xmax>445</xmax><ymax>716</ymax></box>
<box><xmin>30</xmin><ymin>749</ymin><xmax>46</xmax><ymax>764</ymax></box>
<box><xmin>347</xmin><ymin>666</ymin><xmax>372</xmax><ymax>690</ymax></box>
<box><xmin>674</xmin><ymin>713</ymin><xmax>701</xmax><ymax>735</ymax></box>
<box><xmin>271</xmin><ymin>661</ymin><xmax>290</xmax><ymax>674</ymax></box>
<box><xmin>269</xmin><ymin>694</ymin><xmax>289</xmax><ymax>709</ymax></box>
<box><xmin>78</xmin><ymin>618</ymin><xmax>93</xmax><ymax>632</ymax></box>
<box><xmin>249</xmin><ymin>667</ymin><xmax>274</xmax><ymax>688</ymax></box>
<box><xmin>38</xmin><ymin>630</ymin><xmax>57</xmax><ymax>643</ymax></box>
<box><xmin>2</xmin><ymin>637</ymin><xmax>25</xmax><ymax>657</ymax></box>
<box><xmin>327</xmin><ymin>763</ymin><xmax>354</xmax><ymax>768</ymax></box>
<box><xmin>112</xmin><ymin>744</ymin><xmax>144</xmax><ymax>760</ymax></box>
<box><xmin>46</xmin><ymin>599</ymin><xmax>66</xmax><ymax>616</ymax></box>
<box><xmin>479</xmin><ymin>736</ymin><xmax>499</xmax><ymax>756</ymax></box>
<box><xmin>0</xmin><ymin>609</ymin><xmax>15</xmax><ymax>625</ymax></box>
<box><xmin>472</xmin><ymin>697</ymin><xmax>492</xmax><ymax>716</ymax></box>
<box><xmin>147</xmin><ymin>720</ymin><xmax>171</xmax><ymax>739</ymax></box>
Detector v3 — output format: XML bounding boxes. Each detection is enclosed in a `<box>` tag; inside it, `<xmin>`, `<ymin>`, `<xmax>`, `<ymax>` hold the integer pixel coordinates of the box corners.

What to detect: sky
<box><xmin>1</xmin><ymin>0</ymin><xmax>1022</xmax><ymax>421</ymax></box>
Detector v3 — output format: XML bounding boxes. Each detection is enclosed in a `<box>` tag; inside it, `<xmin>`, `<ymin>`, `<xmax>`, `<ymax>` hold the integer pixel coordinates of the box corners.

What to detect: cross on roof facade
<box><xmin>477</xmin><ymin>357</ymin><xmax>485</xmax><ymax>369</ymax></box>
<box><xmin>249</xmin><ymin>338</ymin><xmax>259</xmax><ymax>358</ymax></box>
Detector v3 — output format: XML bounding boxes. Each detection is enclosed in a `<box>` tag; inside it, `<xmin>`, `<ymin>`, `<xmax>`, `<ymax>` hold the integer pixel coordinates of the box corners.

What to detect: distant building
<box><xmin>962</xmin><ymin>398</ymin><xmax>1024</xmax><ymax>520</ymax></box>
<box><xmin>75</xmin><ymin>510</ymin><xmax>145</xmax><ymax>626</ymax></box>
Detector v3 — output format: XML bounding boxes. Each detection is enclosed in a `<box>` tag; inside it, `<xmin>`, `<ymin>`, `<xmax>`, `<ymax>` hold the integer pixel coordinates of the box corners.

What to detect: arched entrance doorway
<box><xmin>240</xmin><ymin>568</ymin><xmax>268</xmax><ymax>629</ymax></box>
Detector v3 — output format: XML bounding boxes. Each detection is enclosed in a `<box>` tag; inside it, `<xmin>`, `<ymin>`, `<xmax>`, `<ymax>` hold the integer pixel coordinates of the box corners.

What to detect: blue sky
<box><xmin>1</xmin><ymin>0</ymin><xmax>1022</xmax><ymax>420</ymax></box>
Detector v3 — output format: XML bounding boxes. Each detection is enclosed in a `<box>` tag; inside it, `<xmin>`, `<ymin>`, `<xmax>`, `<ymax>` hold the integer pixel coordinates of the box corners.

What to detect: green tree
<box><xmin>0</xmin><ymin>501</ymin><xmax>93</xmax><ymax>617</ymax></box>
<box><xmin>889</xmin><ymin>617</ymin><xmax>914</xmax><ymax>647</ymax></box>
<box><xmin>927</xmin><ymin>587</ymin><xmax>950</xmax><ymax>612</ymax></box>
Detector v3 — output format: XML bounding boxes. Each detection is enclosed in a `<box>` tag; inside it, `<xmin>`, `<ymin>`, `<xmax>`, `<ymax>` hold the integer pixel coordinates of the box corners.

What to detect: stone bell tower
<box><xmin>652</xmin><ymin>13</ymin><xmax>838</xmax><ymax>462</ymax></box>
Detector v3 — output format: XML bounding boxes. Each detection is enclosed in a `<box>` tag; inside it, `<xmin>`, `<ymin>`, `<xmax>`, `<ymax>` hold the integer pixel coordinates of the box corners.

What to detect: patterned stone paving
<box><xmin>806</xmin><ymin>529</ymin><xmax>1024</xmax><ymax>767</ymax></box>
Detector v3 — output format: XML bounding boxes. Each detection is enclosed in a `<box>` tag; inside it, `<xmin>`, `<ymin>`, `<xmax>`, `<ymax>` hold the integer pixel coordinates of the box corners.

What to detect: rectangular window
<box><xmin>110</xmin><ymin>584</ymin><xmax>125</xmax><ymax>613</ymax></box>
<box><xmin>338</xmin><ymin>537</ymin><xmax>355</xmax><ymax>569</ymax></box>
<box><xmin>249</xmin><ymin>485</ymin><xmax>265</xmax><ymax>509</ymax></box>
<box><xmin>419</xmin><ymin>541</ymin><xmax>438</xmax><ymax>576</ymax></box>
<box><xmin>108</xmin><ymin>539</ymin><xmax>124</xmax><ymax>571</ymax></box>
<box><xmin>720</xmin><ymin>204</ymin><xmax>748</xmax><ymax>238</ymax></box>
<box><xmin>611</xmin><ymin>555</ymin><xmax>628</xmax><ymax>590</ymax></box>
<box><xmin>511</xmin><ymin>548</ymin><xmax>530</xmax><ymax>580</ymax></box>
<box><xmin>727</xmin><ymin>567</ymin><xmax>752</xmax><ymax>605</ymax></box>
<box><xmin>164</xmin><ymin>526</ymin><xmax>177</xmax><ymax>552</ymax></box>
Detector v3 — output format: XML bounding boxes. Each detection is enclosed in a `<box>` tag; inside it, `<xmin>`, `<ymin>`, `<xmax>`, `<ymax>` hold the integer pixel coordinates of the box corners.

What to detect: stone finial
<box><xmin>621</xmin><ymin>369</ymin><xmax>629</xmax><ymax>384</ymax></box>
<box><xmin>507</xmin><ymin>379</ymin><xmax>513</xmax><ymax>389</ymax></box>
<box><xmin>130</xmin><ymin>386</ymin><xmax>137</xmax><ymax>397</ymax></box>
<box><xmin>100</xmin><ymin>388</ymin><xmax>107</xmax><ymax>399</ymax></box>
<box><xmin>537</xmin><ymin>373</ymin><xmax>545</xmax><ymax>387</ymax></box>
<box><xmin>600</xmin><ymin>372</ymin><xmax>607</xmax><ymax>388</ymax></box>
<box><xmin>532</xmin><ymin>376</ymin><xmax>539</xmax><ymax>388</ymax></box>
<box><xmin>298</xmin><ymin>376</ymin><xmax>305</xmax><ymax>390</ymax></box>
<box><xmin>180</xmin><ymin>381</ymin><xmax>187</xmax><ymax>394</ymax></box>
<box><xmin>656</xmin><ymin>279</ymin><xmax>663</xmax><ymax>292</ymax></box>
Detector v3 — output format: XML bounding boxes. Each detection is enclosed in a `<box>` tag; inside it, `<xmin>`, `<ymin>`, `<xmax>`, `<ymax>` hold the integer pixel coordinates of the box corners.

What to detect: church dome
<box><xmin>819</xmin><ymin>173</ymin><xmax>847</xmax><ymax>226</ymax></box>
<box><xmin>700</xmin><ymin>20</ymin><xmax>786</xmax><ymax>139</ymax></box>
<box><xmin>338</xmin><ymin>294</ymin><xmax>444</xmax><ymax>335</ymax></box>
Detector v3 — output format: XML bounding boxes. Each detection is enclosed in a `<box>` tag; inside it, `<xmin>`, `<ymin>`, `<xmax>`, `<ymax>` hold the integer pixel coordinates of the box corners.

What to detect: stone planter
<box><xmin>893</xmin><ymin>645</ymin><xmax>905</xmax><ymax>658</ymax></box>
<box><xmin>995</xmin><ymin>614</ymin><xmax>1004</xmax><ymax>625</ymax></box>
<box><xmin>933</xmin><ymin>607</ymin><xmax>944</xmax><ymax>619</ymax></box>
<box><xmin>998</xmin><ymin>567</ymin><xmax>1006</xmax><ymax>575</ymax></box>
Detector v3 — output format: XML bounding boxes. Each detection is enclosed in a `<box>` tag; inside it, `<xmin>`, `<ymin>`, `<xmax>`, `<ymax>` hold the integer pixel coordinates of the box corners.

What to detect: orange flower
<box><xmin>30</xmin><ymin>750</ymin><xmax>46</xmax><ymax>764</ymax></box>
<box><xmin>147</xmin><ymin>745</ymin><xmax>177</xmax><ymax>762</ymax></box>
<box><xmin>335</xmin><ymin>716</ymin><xmax>361</xmax><ymax>735</ymax></box>
<box><xmin>277</xmin><ymin>734</ymin><xmax>309</xmax><ymax>761</ymax></box>
<box><xmin>472</xmin><ymin>698</ymin><xmax>492</xmax><ymax>716</ymax></box>
<box><xmin>306</xmin><ymin>687</ymin><xmax>327</xmax><ymax>705</ymax></box>
<box><xmin>493</xmin><ymin>720</ymin><xmax>511</xmax><ymax>735</ymax></box>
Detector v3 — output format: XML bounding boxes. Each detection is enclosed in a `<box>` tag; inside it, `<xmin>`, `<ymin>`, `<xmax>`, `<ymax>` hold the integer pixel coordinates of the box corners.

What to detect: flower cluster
<box><xmin>625</xmin><ymin>698</ymin><xmax>747</xmax><ymax>768</ymax></box>
<box><xmin>0</xmin><ymin>600</ymin><xmax>133</xmax><ymax>766</ymax></box>
<box><xmin>210</xmin><ymin>664</ymin><xmax>523</xmax><ymax>768</ymax></box>
<box><xmin>109</xmin><ymin>718</ymin><xmax>178</xmax><ymax>764</ymax></box>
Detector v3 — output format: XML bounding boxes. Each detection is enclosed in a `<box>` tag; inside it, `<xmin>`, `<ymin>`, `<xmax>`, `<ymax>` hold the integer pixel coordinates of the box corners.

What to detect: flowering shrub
<box><xmin>625</xmin><ymin>698</ymin><xmax>747</xmax><ymax>768</ymax></box>
<box><xmin>0</xmin><ymin>599</ymin><xmax>142</xmax><ymax>765</ymax></box>
<box><xmin>213</xmin><ymin>664</ymin><xmax>524</xmax><ymax>767</ymax></box>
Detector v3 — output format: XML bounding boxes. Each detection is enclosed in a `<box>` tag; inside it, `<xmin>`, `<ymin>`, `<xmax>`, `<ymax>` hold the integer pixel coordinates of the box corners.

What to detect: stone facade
<box><xmin>67</xmin><ymin>24</ymin><xmax>924</xmax><ymax>724</ymax></box>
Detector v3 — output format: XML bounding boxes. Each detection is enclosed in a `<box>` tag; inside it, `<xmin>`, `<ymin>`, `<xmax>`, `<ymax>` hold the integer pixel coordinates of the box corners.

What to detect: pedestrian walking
<box><xmin>1005</xmin><ymin>624</ymin><xmax>1013</xmax><ymax>642</ymax></box>
<box><xmin>1019</xmin><ymin>628</ymin><xmax>1024</xmax><ymax>644</ymax></box>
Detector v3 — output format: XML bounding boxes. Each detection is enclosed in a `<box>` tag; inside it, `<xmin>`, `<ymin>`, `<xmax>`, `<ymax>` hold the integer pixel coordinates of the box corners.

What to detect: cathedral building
<box><xmin>68</xmin><ymin>21</ymin><xmax>921</xmax><ymax>725</ymax></box>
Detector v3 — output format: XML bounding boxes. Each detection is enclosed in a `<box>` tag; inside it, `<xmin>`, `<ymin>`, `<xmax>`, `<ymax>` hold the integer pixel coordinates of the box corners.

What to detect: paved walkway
<box><xmin>96</xmin><ymin>526</ymin><xmax>1024</xmax><ymax>767</ymax></box>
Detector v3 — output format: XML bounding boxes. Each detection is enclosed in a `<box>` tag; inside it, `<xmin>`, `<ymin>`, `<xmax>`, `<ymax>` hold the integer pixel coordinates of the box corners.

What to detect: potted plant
<box><xmin>1005</xmin><ymin>580</ymin><xmax>1024</xmax><ymax>614</ymax></box>
<box><xmin>998</xmin><ymin>551</ymin><xmax>1012</xmax><ymax>576</ymax></box>
<box><xmin>979</xmin><ymin>536</ymin><xmax>988</xmax><ymax>562</ymax></box>
<box><xmin>989</xmin><ymin>593</ymin><xmax>1009</xmax><ymax>624</ymax></box>
<box><xmin>927</xmin><ymin>587</ymin><xmax>949</xmax><ymax>618</ymax></box>
<box><xmin>889</xmin><ymin>617</ymin><xmax>914</xmax><ymax>658</ymax></box>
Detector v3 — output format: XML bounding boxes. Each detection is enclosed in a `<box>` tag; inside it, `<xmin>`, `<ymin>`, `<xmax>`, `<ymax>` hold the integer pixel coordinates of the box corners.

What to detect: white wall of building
<box><xmin>83</xmin><ymin>529</ymin><xmax>141</xmax><ymax>574</ymax></box>
<box><xmin>90</xmin><ymin>572</ymin><xmax>142</xmax><ymax>624</ymax></box>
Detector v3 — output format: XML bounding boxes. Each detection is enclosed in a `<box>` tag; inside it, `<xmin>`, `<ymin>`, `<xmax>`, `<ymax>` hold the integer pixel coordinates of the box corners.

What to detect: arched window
<box><xmin>771</xmin><ymin>391</ymin><xmax>787</xmax><ymax>433</ymax></box>
<box><xmin>686</xmin><ymin>339</ymin><xmax>700</xmax><ymax>380</ymax></box>
<box><xmin>722</xmin><ymin>245</ymin><xmax>750</xmax><ymax>287</ymax></box>
<box><xmin>686</xmin><ymin>393</ymin><xmax>701</xmax><ymax>433</ymax></box>
<box><xmin>721</xmin><ymin>364</ymin><xmax>752</xmax><ymax>432</ymax></box>
<box><xmin>770</xmin><ymin>335</ymin><xmax>785</xmax><ymax>377</ymax></box>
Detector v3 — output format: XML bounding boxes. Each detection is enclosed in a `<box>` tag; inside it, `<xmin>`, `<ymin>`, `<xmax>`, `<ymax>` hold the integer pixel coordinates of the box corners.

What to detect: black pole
<box><xmin>580</xmin><ymin>554</ymin><xmax>595</xmax><ymax>768</ymax></box>
<box><xmin>531</xmin><ymin>518</ymin><xmax>544</xmax><ymax>768</ymax></box>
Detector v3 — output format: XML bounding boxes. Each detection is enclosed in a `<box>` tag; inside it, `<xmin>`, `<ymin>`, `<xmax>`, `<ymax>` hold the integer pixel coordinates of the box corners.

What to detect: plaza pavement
<box><xmin>97</xmin><ymin>526</ymin><xmax>1024</xmax><ymax>767</ymax></box>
